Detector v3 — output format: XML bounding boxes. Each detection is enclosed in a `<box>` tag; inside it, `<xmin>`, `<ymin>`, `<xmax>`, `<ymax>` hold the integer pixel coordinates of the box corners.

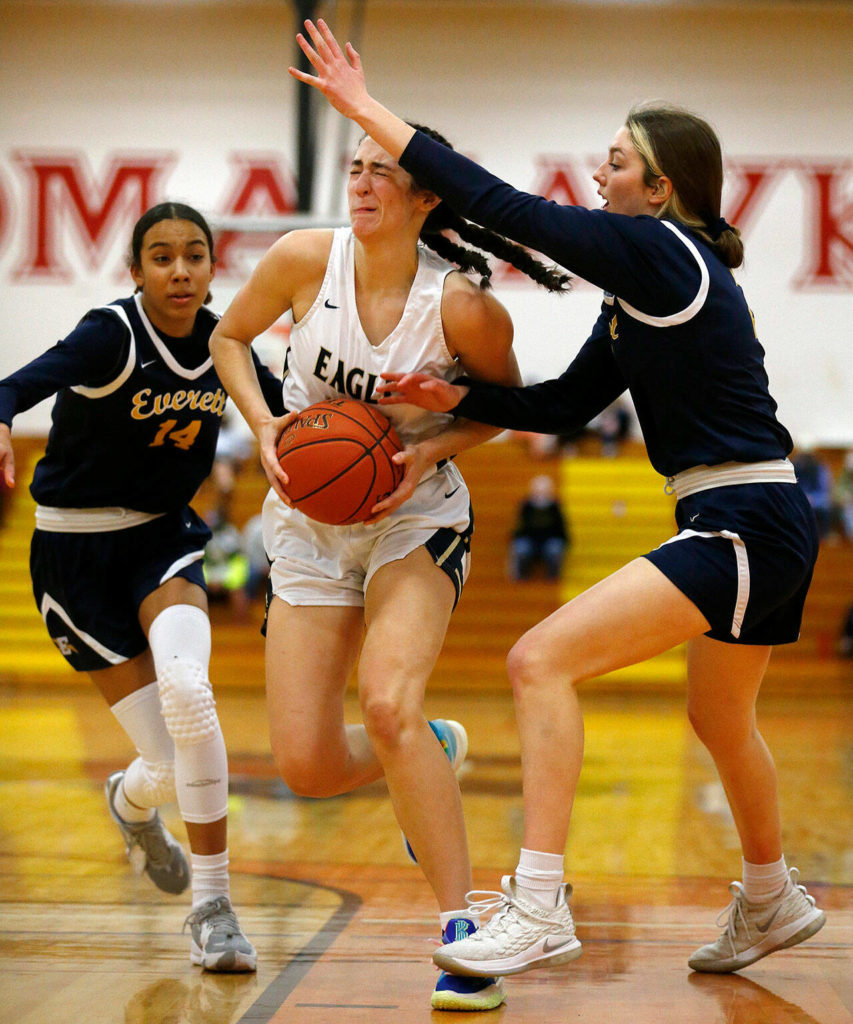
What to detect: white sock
<box><xmin>742</xmin><ymin>855</ymin><xmax>789</xmax><ymax>903</ymax></box>
<box><xmin>191</xmin><ymin>850</ymin><xmax>230</xmax><ymax>908</ymax></box>
<box><xmin>112</xmin><ymin>774</ymin><xmax>155</xmax><ymax>823</ymax></box>
<box><xmin>515</xmin><ymin>848</ymin><xmax>564</xmax><ymax>908</ymax></box>
<box><xmin>110</xmin><ymin>681</ymin><xmax>175</xmax><ymax>818</ymax></box>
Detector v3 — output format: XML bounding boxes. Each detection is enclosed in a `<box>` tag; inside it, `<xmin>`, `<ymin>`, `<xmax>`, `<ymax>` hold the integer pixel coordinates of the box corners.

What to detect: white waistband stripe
<box><xmin>36</xmin><ymin>506</ymin><xmax>164</xmax><ymax>533</ymax></box>
<box><xmin>665</xmin><ymin>459</ymin><xmax>796</xmax><ymax>500</ymax></box>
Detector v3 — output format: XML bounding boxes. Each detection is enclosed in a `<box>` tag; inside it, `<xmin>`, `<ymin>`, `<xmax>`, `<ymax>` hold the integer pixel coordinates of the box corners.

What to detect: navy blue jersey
<box><xmin>0</xmin><ymin>294</ymin><xmax>284</xmax><ymax>513</ymax></box>
<box><xmin>400</xmin><ymin>132</ymin><xmax>793</xmax><ymax>478</ymax></box>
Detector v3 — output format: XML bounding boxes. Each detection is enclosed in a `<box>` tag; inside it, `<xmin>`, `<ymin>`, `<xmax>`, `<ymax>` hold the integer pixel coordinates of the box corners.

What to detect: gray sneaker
<box><xmin>105</xmin><ymin>770</ymin><xmax>190</xmax><ymax>895</ymax></box>
<box><xmin>689</xmin><ymin>868</ymin><xmax>826</xmax><ymax>973</ymax></box>
<box><xmin>184</xmin><ymin>896</ymin><xmax>258</xmax><ymax>972</ymax></box>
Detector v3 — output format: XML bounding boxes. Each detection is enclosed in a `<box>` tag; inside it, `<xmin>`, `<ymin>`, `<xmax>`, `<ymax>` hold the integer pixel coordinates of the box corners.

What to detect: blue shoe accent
<box><xmin>442</xmin><ymin>917</ymin><xmax>477</xmax><ymax>944</ymax></box>
<box><xmin>431</xmin><ymin>919</ymin><xmax>506</xmax><ymax>1010</ymax></box>
<box><xmin>402</xmin><ymin>720</ymin><xmax>468</xmax><ymax>864</ymax></box>
<box><xmin>431</xmin><ymin>971</ymin><xmax>506</xmax><ymax>1011</ymax></box>
<box><xmin>429</xmin><ymin>718</ymin><xmax>458</xmax><ymax>765</ymax></box>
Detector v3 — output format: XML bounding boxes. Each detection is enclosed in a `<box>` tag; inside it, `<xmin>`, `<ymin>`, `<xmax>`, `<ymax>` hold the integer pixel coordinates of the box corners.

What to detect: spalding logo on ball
<box><xmin>276</xmin><ymin>397</ymin><xmax>405</xmax><ymax>525</ymax></box>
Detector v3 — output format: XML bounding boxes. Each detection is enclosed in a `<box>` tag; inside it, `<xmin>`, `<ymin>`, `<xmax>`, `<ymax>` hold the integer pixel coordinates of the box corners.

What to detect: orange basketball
<box><xmin>275</xmin><ymin>397</ymin><xmax>405</xmax><ymax>525</ymax></box>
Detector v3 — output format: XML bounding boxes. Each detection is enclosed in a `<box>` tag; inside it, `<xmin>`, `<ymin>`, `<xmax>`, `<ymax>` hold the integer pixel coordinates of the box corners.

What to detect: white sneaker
<box><xmin>184</xmin><ymin>896</ymin><xmax>258</xmax><ymax>972</ymax></box>
<box><xmin>432</xmin><ymin>875</ymin><xmax>582</xmax><ymax>977</ymax></box>
<box><xmin>689</xmin><ymin>868</ymin><xmax>826</xmax><ymax>973</ymax></box>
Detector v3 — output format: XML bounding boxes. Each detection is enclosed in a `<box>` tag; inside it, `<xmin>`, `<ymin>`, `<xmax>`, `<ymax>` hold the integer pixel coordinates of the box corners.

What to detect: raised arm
<box><xmin>289</xmin><ymin>18</ymin><xmax>415</xmax><ymax>161</ymax></box>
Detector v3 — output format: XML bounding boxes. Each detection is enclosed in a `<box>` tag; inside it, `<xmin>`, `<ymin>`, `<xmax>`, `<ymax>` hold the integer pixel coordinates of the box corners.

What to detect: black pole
<box><xmin>293</xmin><ymin>0</ymin><xmax>320</xmax><ymax>213</ymax></box>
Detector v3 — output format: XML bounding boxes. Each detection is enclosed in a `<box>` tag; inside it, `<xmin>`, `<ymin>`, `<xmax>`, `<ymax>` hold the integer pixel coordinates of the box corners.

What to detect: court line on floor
<box><xmin>235</xmin><ymin>873</ymin><xmax>362</xmax><ymax>1024</ymax></box>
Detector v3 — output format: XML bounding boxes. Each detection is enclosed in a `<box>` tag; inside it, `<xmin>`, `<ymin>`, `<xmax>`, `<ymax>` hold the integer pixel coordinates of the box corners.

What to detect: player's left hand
<box><xmin>377</xmin><ymin>371</ymin><xmax>467</xmax><ymax>413</ymax></box>
<box><xmin>289</xmin><ymin>19</ymin><xmax>369</xmax><ymax>120</ymax></box>
<box><xmin>362</xmin><ymin>443</ymin><xmax>430</xmax><ymax>524</ymax></box>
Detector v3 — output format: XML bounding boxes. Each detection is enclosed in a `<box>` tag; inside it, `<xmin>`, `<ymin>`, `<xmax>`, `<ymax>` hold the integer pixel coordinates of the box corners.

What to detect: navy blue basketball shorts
<box><xmin>643</xmin><ymin>481</ymin><xmax>819</xmax><ymax>645</ymax></box>
<box><xmin>30</xmin><ymin>507</ymin><xmax>211</xmax><ymax>672</ymax></box>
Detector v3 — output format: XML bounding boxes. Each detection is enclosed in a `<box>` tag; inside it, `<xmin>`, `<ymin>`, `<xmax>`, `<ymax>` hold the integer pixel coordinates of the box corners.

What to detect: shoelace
<box><xmin>465</xmin><ymin>889</ymin><xmax>509</xmax><ymax>918</ymax></box>
<box><xmin>717</xmin><ymin>882</ymin><xmax>750</xmax><ymax>953</ymax></box>
<box><xmin>465</xmin><ymin>883</ymin><xmax>569</xmax><ymax>928</ymax></box>
<box><xmin>183</xmin><ymin>896</ymin><xmax>238</xmax><ymax>936</ymax></box>
<box><xmin>717</xmin><ymin>868</ymin><xmax>815</xmax><ymax>955</ymax></box>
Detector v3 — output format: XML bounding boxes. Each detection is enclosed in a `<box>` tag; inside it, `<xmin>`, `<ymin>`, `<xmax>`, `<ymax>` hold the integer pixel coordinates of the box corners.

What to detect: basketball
<box><xmin>275</xmin><ymin>397</ymin><xmax>405</xmax><ymax>525</ymax></box>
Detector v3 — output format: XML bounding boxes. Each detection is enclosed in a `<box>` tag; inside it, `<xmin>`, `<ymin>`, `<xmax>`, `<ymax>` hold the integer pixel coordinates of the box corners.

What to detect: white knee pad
<box><xmin>124</xmin><ymin>755</ymin><xmax>176</xmax><ymax>806</ymax></box>
<box><xmin>157</xmin><ymin>658</ymin><xmax>219</xmax><ymax>745</ymax></box>
<box><xmin>149</xmin><ymin>606</ymin><xmax>228</xmax><ymax>824</ymax></box>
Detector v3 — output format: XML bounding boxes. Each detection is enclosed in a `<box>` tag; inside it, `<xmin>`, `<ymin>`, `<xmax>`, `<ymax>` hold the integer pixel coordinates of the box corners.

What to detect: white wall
<box><xmin>1</xmin><ymin>1</ymin><xmax>851</xmax><ymax>443</ymax></box>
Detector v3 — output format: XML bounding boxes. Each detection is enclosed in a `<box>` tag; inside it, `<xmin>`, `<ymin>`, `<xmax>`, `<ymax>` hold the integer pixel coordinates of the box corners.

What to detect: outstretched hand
<box><xmin>289</xmin><ymin>18</ymin><xmax>370</xmax><ymax>120</ymax></box>
<box><xmin>376</xmin><ymin>372</ymin><xmax>468</xmax><ymax>414</ymax></box>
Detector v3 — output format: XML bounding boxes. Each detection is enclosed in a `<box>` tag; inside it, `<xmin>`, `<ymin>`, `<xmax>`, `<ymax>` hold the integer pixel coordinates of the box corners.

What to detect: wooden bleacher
<box><xmin>1</xmin><ymin>436</ymin><xmax>851</xmax><ymax>693</ymax></box>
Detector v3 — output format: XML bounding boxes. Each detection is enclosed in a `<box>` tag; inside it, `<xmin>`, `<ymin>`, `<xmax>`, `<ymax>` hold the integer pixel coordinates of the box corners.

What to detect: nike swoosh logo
<box><xmin>186</xmin><ymin>777</ymin><xmax>221</xmax><ymax>787</ymax></box>
<box><xmin>689</xmin><ymin>513</ymin><xmax>700</xmax><ymax>522</ymax></box>
<box><xmin>141</xmin><ymin>359</ymin><xmax>157</xmax><ymax>368</ymax></box>
<box><xmin>542</xmin><ymin>936</ymin><xmax>575</xmax><ymax>953</ymax></box>
<box><xmin>444</xmin><ymin>486</ymin><xmax>461</xmax><ymax>499</ymax></box>
<box><xmin>755</xmin><ymin>906</ymin><xmax>782</xmax><ymax>933</ymax></box>
<box><xmin>324</xmin><ymin>299</ymin><xmax>339</xmax><ymax>309</ymax></box>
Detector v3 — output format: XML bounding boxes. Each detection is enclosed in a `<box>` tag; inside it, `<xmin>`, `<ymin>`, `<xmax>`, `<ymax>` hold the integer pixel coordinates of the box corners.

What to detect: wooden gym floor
<box><xmin>1</xmin><ymin>683</ymin><xmax>851</xmax><ymax>1024</ymax></box>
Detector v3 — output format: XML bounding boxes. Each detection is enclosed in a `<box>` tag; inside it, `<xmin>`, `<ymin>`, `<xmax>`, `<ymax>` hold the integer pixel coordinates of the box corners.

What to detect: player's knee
<box><xmin>687</xmin><ymin>699</ymin><xmax>750</xmax><ymax>752</ymax></box>
<box><xmin>157</xmin><ymin>657</ymin><xmax>219</xmax><ymax>745</ymax></box>
<box><xmin>507</xmin><ymin>633</ymin><xmax>551</xmax><ymax>692</ymax></box>
<box><xmin>360</xmin><ymin>689</ymin><xmax>410</xmax><ymax>753</ymax></box>
<box><xmin>273</xmin><ymin>747</ymin><xmax>339</xmax><ymax>797</ymax></box>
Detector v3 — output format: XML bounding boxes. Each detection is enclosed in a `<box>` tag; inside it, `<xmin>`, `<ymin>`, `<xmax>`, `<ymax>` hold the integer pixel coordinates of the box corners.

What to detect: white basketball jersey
<box><xmin>283</xmin><ymin>227</ymin><xmax>462</xmax><ymax>448</ymax></box>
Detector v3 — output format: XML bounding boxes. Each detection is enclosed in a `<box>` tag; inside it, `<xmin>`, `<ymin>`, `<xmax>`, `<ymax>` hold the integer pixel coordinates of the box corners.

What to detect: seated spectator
<box><xmin>509</xmin><ymin>475</ymin><xmax>570</xmax><ymax>581</ymax></box>
<box><xmin>792</xmin><ymin>448</ymin><xmax>835</xmax><ymax>540</ymax></box>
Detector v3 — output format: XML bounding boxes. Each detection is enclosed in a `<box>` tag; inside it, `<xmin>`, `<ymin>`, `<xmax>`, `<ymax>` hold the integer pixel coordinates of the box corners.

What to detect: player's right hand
<box><xmin>260</xmin><ymin>413</ymin><xmax>295</xmax><ymax>505</ymax></box>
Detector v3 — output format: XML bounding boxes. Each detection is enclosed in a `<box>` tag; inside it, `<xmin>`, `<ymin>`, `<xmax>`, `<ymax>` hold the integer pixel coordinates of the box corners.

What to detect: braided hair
<box><xmin>407</xmin><ymin>124</ymin><xmax>570</xmax><ymax>293</ymax></box>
